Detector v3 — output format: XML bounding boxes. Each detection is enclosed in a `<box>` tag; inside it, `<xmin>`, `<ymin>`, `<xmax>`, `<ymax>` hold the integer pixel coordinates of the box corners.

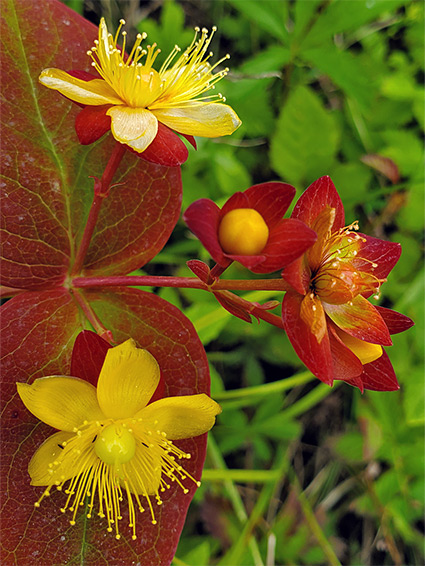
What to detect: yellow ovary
<box><xmin>218</xmin><ymin>208</ymin><xmax>269</xmax><ymax>255</ymax></box>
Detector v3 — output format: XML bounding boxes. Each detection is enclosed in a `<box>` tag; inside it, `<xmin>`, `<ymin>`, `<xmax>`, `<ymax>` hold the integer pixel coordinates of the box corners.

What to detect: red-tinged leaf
<box><xmin>138</xmin><ymin>123</ymin><xmax>189</xmax><ymax>167</ymax></box>
<box><xmin>1</xmin><ymin>0</ymin><xmax>182</xmax><ymax>290</ymax></box>
<box><xmin>361</xmin><ymin>154</ymin><xmax>400</xmax><ymax>184</ymax></box>
<box><xmin>375</xmin><ymin>305</ymin><xmax>414</xmax><ymax>334</ymax></box>
<box><xmin>183</xmin><ymin>199</ymin><xmax>225</xmax><ymax>265</ymax></box>
<box><xmin>250</xmin><ymin>218</ymin><xmax>317</xmax><ymax>274</ymax></box>
<box><xmin>186</xmin><ymin>259</ymin><xmax>210</xmax><ymax>283</ymax></box>
<box><xmin>360</xmin><ymin>350</ymin><xmax>400</xmax><ymax>391</ymax></box>
<box><xmin>75</xmin><ymin>105</ymin><xmax>111</xmax><ymax>145</ymax></box>
<box><xmin>292</xmin><ymin>176</ymin><xmax>345</xmax><ymax>231</ymax></box>
<box><xmin>1</xmin><ymin>287</ymin><xmax>210</xmax><ymax>565</ymax></box>
<box><xmin>281</xmin><ymin>292</ymin><xmax>334</xmax><ymax>385</ymax></box>
<box><xmin>323</xmin><ymin>295</ymin><xmax>392</xmax><ymax>346</ymax></box>
<box><xmin>70</xmin><ymin>330</ymin><xmax>112</xmax><ymax>385</ymax></box>
<box><xmin>356</xmin><ymin>234</ymin><xmax>401</xmax><ymax>281</ymax></box>
<box><xmin>213</xmin><ymin>291</ymin><xmax>253</xmax><ymax>323</ymax></box>
<box><xmin>244</xmin><ymin>182</ymin><xmax>296</xmax><ymax>228</ymax></box>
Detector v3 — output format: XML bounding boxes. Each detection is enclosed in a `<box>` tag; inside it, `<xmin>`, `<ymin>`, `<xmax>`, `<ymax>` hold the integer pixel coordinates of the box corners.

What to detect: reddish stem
<box><xmin>71</xmin><ymin>289</ymin><xmax>114</xmax><ymax>343</ymax></box>
<box><xmin>72</xmin><ymin>275</ymin><xmax>291</xmax><ymax>292</ymax></box>
<box><xmin>70</xmin><ymin>142</ymin><xmax>127</xmax><ymax>276</ymax></box>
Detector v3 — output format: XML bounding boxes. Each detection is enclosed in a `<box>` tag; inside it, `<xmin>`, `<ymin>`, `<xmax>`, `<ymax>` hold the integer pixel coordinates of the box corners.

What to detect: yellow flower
<box><xmin>17</xmin><ymin>339</ymin><xmax>221</xmax><ymax>540</ymax></box>
<box><xmin>39</xmin><ymin>18</ymin><xmax>241</xmax><ymax>153</ymax></box>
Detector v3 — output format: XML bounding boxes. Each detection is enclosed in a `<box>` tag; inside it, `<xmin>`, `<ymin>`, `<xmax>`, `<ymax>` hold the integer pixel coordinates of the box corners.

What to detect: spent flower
<box><xmin>17</xmin><ymin>335</ymin><xmax>221</xmax><ymax>540</ymax></box>
<box><xmin>281</xmin><ymin>176</ymin><xmax>413</xmax><ymax>391</ymax></box>
<box><xmin>39</xmin><ymin>19</ymin><xmax>241</xmax><ymax>166</ymax></box>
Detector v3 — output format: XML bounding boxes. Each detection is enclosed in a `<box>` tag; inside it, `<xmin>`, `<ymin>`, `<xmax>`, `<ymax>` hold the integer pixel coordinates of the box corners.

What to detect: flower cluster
<box><xmin>17</xmin><ymin>335</ymin><xmax>221</xmax><ymax>540</ymax></box>
<box><xmin>39</xmin><ymin>18</ymin><xmax>241</xmax><ymax>166</ymax></box>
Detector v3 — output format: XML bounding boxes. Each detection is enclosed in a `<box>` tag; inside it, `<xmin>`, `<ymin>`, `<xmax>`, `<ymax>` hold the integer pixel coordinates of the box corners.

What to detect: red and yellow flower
<box><xmin>17</xmin><ymin>332</ymin><xmax>220</xmax><ymax>540</ymax></box>
<box><xmin>39</xmin><ymin>19</ymin><xmax>241</xmax><ymax>166</ymax></box>
<box><xmin>281</xmin><ymin>176</ymin><xmax>413</xmax><ymax>391</ymax></box>
<box><xmin>183</xmin><ymin>182</ymin><xmax>317</xmax><ymax>273</ymax></box>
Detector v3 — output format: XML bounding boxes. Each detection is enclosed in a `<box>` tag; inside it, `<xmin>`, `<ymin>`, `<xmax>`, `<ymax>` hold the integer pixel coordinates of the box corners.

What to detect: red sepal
<box><xmin>180</xmin><ymin>133</ymin><xmax>197</xmax><ymax>150</ymax></box>
<box><xmin>328</xmin><ymin>323</ymin><xmax>364</xmax><ymax>384</ymax></box>
<box><xmin>292</xmin><ymin>176</ymin><xmax>345</xmax><ymax>231</ymax></box>
<box><xmin>70</xmin><ymin>330</ymin><xmax>112</xmax><ymax>386</ymax></box>
<box><xmin>281</xmin><ymin>256</ymin><xmax>311</xmax><ymax>295</ymax></box>
<box><xmin>183</xmin><ymin>199</ymin><xmax>226</xmax><ymax>265</ymax></box>
<box><xmin>243</xmin><ymin>182</ymin><xmax>296</xmax><ymax>228</ymax></box>
<box><xmin>282</xmin><ymin>292</ymin><xmax>334</xmax><ymax>385</ymax></box>
<box><xmin>214</xmin><ymin>291</ymin><xmax>252</xmax><ymax>323</ymax></box>
<box><xmin>357</xmin><ymin>234</ymin><xmax>401</xmax><ymax>281</ymax></box>
<box><xmin>360</xmin><ymin>350</ymin><xmax>400</xmax><ymax>391</ymax></box>
<box><xmin>375</xmin><ymin>306</ymin><xmax>414</xmax><ymax>334</ymax></box>
<box><xmin>135</xmin><ymin>123</ymin><xmax>189</xmax><ymax>167</ymax></box>
<box><xmin>75</xmin><ymin>105</ymin><xmax>111</xmax><ymax>145</ymax></box>
<box><xmin>186</xmin><ymin>260</ymin><xmax>210</xmax><ymax>283</ymax></box>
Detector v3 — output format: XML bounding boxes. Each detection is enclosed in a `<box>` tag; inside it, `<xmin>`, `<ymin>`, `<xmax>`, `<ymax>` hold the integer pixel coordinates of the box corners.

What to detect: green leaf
<box><xmin>227</xmin><ymin>0</ymin><xmax>289</xmax><ymax>43</ymax></box>
<box><xmin>270</xmin><ymin>85</ymin><xmax>340</xmax><ymax>186</ymax></box>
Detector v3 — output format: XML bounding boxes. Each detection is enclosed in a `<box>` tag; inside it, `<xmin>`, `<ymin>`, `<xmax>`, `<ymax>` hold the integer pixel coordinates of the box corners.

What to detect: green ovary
<box><xmin>218</xmin><ymin>208</ymin><xmax>269</xmax><ymax>255</ymax></box>
<box><xmin>95</xmin><ymin>423</ymin><xmax>136</xmax><ymax>465</ymax></box>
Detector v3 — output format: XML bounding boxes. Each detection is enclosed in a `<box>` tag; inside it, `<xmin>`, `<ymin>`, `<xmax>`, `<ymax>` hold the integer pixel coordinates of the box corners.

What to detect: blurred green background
<box><xmin>66</xmin><ymin>1</ymin><xmax>424</xmax><ymax>564</ymax></box>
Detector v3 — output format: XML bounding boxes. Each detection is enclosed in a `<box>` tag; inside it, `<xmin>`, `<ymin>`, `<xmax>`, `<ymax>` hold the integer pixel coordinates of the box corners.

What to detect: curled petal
<box><xmin>292</xmin><ymin>176</ymin><xmax>345</xmax><ymax>230</ymax></box>
<box><xmin>107</xmin><ymin>106</ymin><xmax>158</xmax><ymax>152</ymax></box>
<box><xmin>323</xmin><ymin>295</ymin><xmax>392</xmax><ymax>346</ymax></box>
<box><xmin>282</xmin><ymin>292</ymin><xmax>334</xmax><ymax>385</ymax></box>
<box><xmin>17</xmin><ymin>377</ymin><xmax>104</xmax><ymax>432</ymax></box>
<box><xmin>183</xmin><ymin>199</ymin><xmax>226</xmax><ymax>265</ymax></box>
<box><xmin>28</xmin><ymin>431</ymin><xmax>78</xmax><ymax>486</ymax></box>
<box><xmin>39</xmin><ymin>68</ymin><xmax>123</xmax><ymax>105</ymax></box>
<box><xmin>97</xmin><ymin>339</ymin><xmax>160</xmax><ymax>419</ymax></box>
<box><xmin>152</xmin><ymin>103</ymin><xmax>241</xmax><ymax>137</ymax></box>
<box><xmin>244</xmin><ymin>183</ymin><xmax>296</xmax><ymax>227</ymax></box>
<box><xmin>356</xmin><ymin>235</ymin><xmax>402</xmax><ymax>281</ymax></box>
<box><xmin>136</xmin><ymin>394</ymin><xmax>222</xmax><ymax>440</ymax></box>
<box><xmin>251</xmin><ymin>218</ymin><xmax>317</xmax><ymax>274</ymax></box>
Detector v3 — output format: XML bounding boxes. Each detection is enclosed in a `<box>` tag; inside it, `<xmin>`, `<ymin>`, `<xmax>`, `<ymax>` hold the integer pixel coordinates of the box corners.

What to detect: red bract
<box><xmin>183</xmin><ymin>182</ymin><xmax>317</xmax><ymax>274</ymax></box>
<box><xmin>281</xmin><ymin>176</ymin><xmax>413</xmax><ymax>391</ymax></box>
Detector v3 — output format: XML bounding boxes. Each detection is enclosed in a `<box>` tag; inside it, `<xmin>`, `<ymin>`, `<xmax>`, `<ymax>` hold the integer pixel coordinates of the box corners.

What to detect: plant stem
<box><xmin>71</xmin><ymin>289</ymin><xmax>114</xmax><ymax>343</ymax></box>
<box><xmin>70</xmin><ymin>142</ymin><xmax>126</xmax><ymax>276</ymax></box>
<box><xmin>72</xmin><ymin>274</ymin><xmax>290</xmax><ymax>292</ymax></box>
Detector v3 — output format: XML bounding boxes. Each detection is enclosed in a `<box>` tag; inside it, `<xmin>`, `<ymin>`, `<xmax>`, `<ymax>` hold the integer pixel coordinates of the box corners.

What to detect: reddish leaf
<box><xmin>361</xmin><ymin>154</ymin><xmax>400</xmax><ymax>184</ymax></box>
<box><xmin>0</xmin><ymin>0</ymin><xmax>182</xmax><ymax>290</ymax></box>
<box><xmin>1</xmin><ymin>288</ymin><xmax>210</xmax><ymax>565</ymax></box>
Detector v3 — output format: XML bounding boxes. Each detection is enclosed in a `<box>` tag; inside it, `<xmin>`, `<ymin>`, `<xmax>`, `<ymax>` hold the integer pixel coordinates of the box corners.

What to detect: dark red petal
<box><xmin>357</xmin><ymin>234</ymin><xmax>401</xmax><ymax>281</ymax></box>
<box><xmin>281</xmin><ymin>256</ymin><xmax>311</xmax><ymax>295</ymax></box>
<box><xmin>328</xmin><ymin>323</ymin><xmax>364</xmax><ymax>383</ymax></box>
<box><xmin>221</xmin><ymin>191</ymin><xmax>250</xmax><ymax>216</ymax></box>
<box><xmin>214</xmin><ymin>291</ymin><xmax>252</xmax><ymax>323</ymax></box>
<box><xmin>360</xmin><ymin>351</ymin><xmax>399</xmax><ymax>391</ymax></box>
<box><xmin>251</xmin><ymin>218</ymin><xmax>317</xmax><ymax>274</ymax></box>
<box><xmin>323</xmin><ymin>296</ymin><xmax>392</xmax><ymax>346</ymax></box>
<box><xmin>244</xmin><ymin>182</ymin><xmax>296</xmax><ymax>228</ymax></box>
<box><xmin>183</xmin><ymin>199</ymin><xmax>226</xmax><ymax>265</ymax></box>
<box><xmin>75</xmin><ymin>105</ymin><xmax>111</xmax><ymax>145</ymax></box>
<box><xmin>292</xmin><ymin>176</ymin><xmax>345</xmax><ymax>230</ymax></box>
<box><xmin>282</xmin><ymin>292</ymin><xmax>334</xmax><ymax>385</ymax></box>
<box><xmin>133</xmin><ymin>123</ymin><xmax>189</xmax><ymax>167</ymax></box>
<box><xmin>225</xmin><ymin>253</ymin><xmax>266</xmax><ymax>269</ymax></box>
<box><xmin>375</xmin><ymin>306</ymin><xmax>414</xmax><ymax>334</ymax></box>
<box><xmin>70</xmin><ymin>330</ymin><xmax>112</xmax><ymax>385</ymax></box>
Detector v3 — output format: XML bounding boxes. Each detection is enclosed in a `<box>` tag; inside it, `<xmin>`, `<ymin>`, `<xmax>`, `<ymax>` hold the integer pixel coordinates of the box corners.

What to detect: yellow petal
<box><xmin>17</xmin><ymin>377</ymin><xmax>104</xmax><ymax>432</ymax></box>
<box><xmin>28</xmin><ymin>430</ymin><xmax>76</xmax><ymax>486</ymax></box>
<box><xmin>335</xmin><ymin>328</ymin><xmax>383</xmax><ymax>364</ymax></box>
<box><xmin>151</xmin><ymin>103</ymin><xmax>241</xmax><ymax>137</ymax></box>
<box><xmin>97</xmin><ymin>339</ymin><xmax>160</xmax><ymax>419</ymax></box>
<box><xmin>136</xmin><ymin>394</ymin><xmax>222</xmax><ymax>440</ymax></box>
<box><xmin>39</xmin><ymin>68</ymin><xmax>123</xmax><ymax>106</ymax></box>
<box><xmin>106</xmin><ymin>106</ymin><xmax>158</xmax><ymax>152</ymax></box>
